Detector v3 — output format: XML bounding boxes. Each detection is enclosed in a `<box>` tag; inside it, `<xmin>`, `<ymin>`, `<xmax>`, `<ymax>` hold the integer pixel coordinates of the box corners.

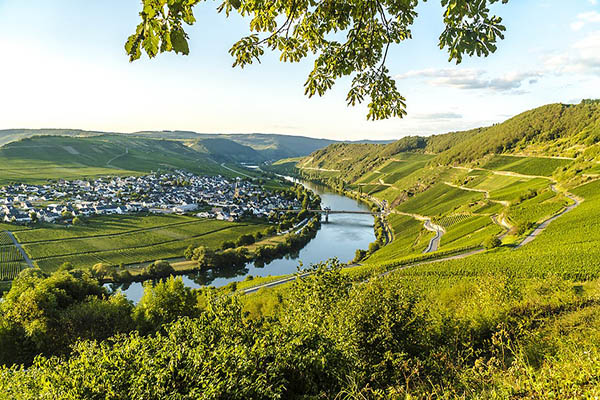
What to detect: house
<box><xmin>173</xmin><ymin>204</ymin><xmax>198</xmax><ymax>214</ymax></box>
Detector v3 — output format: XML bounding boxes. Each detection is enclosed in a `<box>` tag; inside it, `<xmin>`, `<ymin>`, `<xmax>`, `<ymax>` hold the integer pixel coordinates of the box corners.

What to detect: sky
<box><xmin>0</xmin><ymin>0</ymin><xmax>599</xmax><ymax>141</ymax></box>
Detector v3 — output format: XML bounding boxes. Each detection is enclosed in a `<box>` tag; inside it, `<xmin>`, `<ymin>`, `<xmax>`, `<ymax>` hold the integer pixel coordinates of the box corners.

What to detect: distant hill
<box><xmin>0</xmin><ymin>134</ymin><xmax>227</xmax><ymax>184</ymax></box>
<box><xmin>132</xmin><ymin>131</ymin><xmax>392</xmax><ymax>160</ymax></box>
<box><xmin>0</xmin><ymin>129</ymin><xmax>393</xmax><ymax>161</ymax></box>
<box><xmin>0</xmin><ymin>129</ymin><xmax>106</xmax><ymax>147</ymax></box>
<box><xmin>189</xmin><ymin>138</ymin><xmax>264</xmax><ymax>163</ymax></box>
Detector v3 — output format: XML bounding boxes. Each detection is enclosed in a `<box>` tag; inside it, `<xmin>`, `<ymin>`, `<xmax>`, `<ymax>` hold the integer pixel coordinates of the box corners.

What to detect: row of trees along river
<box><xmin>111</xmin><ymin>179</ymin><xmax>376</xmax><ymax>302</ymax></box>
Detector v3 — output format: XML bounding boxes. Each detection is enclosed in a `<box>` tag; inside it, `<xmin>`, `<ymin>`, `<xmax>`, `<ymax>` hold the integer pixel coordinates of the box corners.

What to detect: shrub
<box><xmin>143</xmin><ymin>261</ymin><xmax>175</xmax><ymax>279</ymax></box>
<box><xmin>485</xmin><ymin>235</ymin><xmax>502</xmax><ymax>249</ymax></box>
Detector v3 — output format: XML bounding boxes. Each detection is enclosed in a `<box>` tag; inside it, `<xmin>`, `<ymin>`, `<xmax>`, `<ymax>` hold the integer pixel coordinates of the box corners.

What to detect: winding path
<box><xmin>106</xmin><ymin>148</ymin><xmax>128</xmax><ymax>169</ymax></box>
<box><xmin>422</xmin><ymin>219</ymin><xmax>444</xmax><ymax>253</ymax></box>
<box><xmin>3</xmin><ymin>231</ymin><xmax>34</xmax><ymax>268</ymax></box>
<box><xmin>515</xmin><ymin>186</ymin><xmax>581</xmax><ymax>249</ymax></box>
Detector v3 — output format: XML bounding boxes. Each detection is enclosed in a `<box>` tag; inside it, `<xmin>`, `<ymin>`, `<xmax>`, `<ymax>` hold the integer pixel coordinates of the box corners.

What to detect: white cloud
<box><xmin>544</xmin><ymin>30</ymin><xmax>600</xmax><ymax>74</ymax></box>
<box><xmin>412</xmin><ymin>112</ymin><xmax>463</xmax><ymax>120</ymax></box>
<box><xmin>570</xmin><ymin>11</ymin><xmax>600</xmax><ymax>31</ymax></box>
<box><xmin>395</xmin><ymin>69</ymin><xmax>541</xmax><ymax>92</ymax></box>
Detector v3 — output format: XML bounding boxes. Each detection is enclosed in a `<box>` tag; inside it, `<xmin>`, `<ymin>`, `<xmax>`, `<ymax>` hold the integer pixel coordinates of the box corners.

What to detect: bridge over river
<box><xmin>278</xmin><ymin>208</ymin><xmax>382</xmax><ymax>222</ymax></box>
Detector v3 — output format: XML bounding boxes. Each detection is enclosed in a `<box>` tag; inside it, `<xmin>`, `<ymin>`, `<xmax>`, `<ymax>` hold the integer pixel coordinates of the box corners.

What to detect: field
<box><xmin>12</xmin><ymin>215</ymin><xmax>270</xmax><ymax>272</ymax></box>
<box><xmin>0</xmin><ymin>233</ymin><xmax>26</xmax><ymax>281</ymax></box>
<box><xmin>481</xmin><ymin>155</ymin><xmax>573</xmax><ymax>176</ymax></box>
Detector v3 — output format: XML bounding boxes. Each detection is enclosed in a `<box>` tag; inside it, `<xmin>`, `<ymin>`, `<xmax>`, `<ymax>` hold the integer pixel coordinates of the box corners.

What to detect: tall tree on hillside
<box><xmin>126</xmin><ymin>0</ymin><xmax>509</xmax><ymax>120</ymax></box>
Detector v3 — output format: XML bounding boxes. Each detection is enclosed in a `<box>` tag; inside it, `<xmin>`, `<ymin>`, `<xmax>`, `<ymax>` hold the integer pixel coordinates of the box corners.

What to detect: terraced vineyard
<box><xmin>481</xmin><ymin>155</ymin><xmax>573</xmax><ymax>176</ymax></box>
<box><xmin>393</xmin><ymin>179</ymin><xmax>600</xmax><ymax>280</ymax></box>
<box><xmin>397</xmin><ymin>183</ymin><xmax>485</xmax><ymax>216</ymax></box>
<box><xmin>507</xmin><ymin>189</ymin><xmax>570</xmax><ymax>226</ymax></box>
<box><xmin>433</xmin><ymin>214</ymin><xmax>471</xmax><ymax>229</ymax></box>
<box><xmin>366</xmin><ymin>214</ymin><xmax>433</xmax><ymax>263</ymax></box>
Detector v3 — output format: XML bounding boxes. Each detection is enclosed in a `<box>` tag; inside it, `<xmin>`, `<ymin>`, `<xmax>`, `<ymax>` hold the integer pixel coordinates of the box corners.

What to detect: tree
<box><xmin>236</xmin><ymin>234</ymin><xmax>255</xmax><ymax>247</ymax></box>
<box><xmin>485</xmin><ymin>235</ymin><xmax>502</xmax><ymax>249</ymax></box>
<box><xmin>91</xmin><ymin>263</ymin><xmax>117</xmax><ymax>280</ymax></box>
<box><xmin>368</xmin><ymin>241</ymin><xmax>380</xmax><ymax>254</ymax></box>
<box><xmin>57</xmin><ymin>262</ymin><xmax>75</xmax><ymax>272</ymax></box>
<box><xmin>184</xmin><ymin>244</ymin><xmax>195</xmax><ymax>260</ymax></box>
<box><xmin>193</xmin><ymin>246</ymin><xmax>219</xmax><ymax>270</ymax></box>
<box><xmin>133</xmin><ymin>277</ymin><xmax>198</xmax><ymax>333</ymax></box>
<box><xmin>143</xmin><ymin>260</ymin><xmax>175</xmax><ymax>278</ymax></box>
<box><xmin>353</xmin><ymin>249</ymin><xmax>368</xmax><ymax>263</ymax></box>
<box><xmin>126</xmin><ymin>0</ymin><xmax>509</xmax><ymax>120</ymax></box>
<box><xmin>0</xmin><ymin>270</ymin><xmax>130</xmax><ymax>365</ymax></box>
<box><xmin>221</xmin><ymin>240</ymin><xmax>236</xmax><ymax>250</ymax></box>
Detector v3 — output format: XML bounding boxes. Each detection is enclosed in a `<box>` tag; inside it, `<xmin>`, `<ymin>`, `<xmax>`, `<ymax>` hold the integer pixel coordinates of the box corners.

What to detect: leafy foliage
<box><xmin>126</xmin><ymin>0</ymin><xmax>509</xmax><ymax>119</ymax></box>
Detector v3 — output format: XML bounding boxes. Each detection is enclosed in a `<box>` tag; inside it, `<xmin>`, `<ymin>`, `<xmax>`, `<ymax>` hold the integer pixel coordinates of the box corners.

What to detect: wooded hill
<box><xmin>299</xmin><ymin>101</ymin><xmax>600</xmax><ymax>183</ymax></box>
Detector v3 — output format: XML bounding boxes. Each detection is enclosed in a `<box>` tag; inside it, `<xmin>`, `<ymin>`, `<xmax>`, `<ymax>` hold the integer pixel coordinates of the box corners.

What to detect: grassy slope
<box><xmin>0</xmin><ymin>134</ymin><xmax>232</xmax><ymax>184</ymax></box>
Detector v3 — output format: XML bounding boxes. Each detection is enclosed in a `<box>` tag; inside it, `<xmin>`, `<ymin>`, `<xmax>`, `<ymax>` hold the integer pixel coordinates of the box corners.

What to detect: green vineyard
<box><xmin>0</xmin><ymin>232</ymin><xmax>13</xmax><ymax>246</ymax></box>
<box><xmin>0</xmin><ymin>262</ymin><xmax>24</xmax><ymax>281</ymax></box>
<box><xmin>433</xmin><ymin>214</ymin><xmax>471</xmax><ymax>229</ymax></box>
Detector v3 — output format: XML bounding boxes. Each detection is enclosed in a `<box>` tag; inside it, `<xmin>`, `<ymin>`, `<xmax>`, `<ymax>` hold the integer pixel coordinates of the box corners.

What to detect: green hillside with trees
<box><xmin>301</xmin><ymin>101</ymin><xmax>600</xmax><ymax>182</ymax></box>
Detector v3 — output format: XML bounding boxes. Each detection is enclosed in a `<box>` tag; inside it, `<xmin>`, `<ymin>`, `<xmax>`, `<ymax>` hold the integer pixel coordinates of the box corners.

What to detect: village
<box><xmin>0</xmin><ymin>170</ymin><xmax>301</xmax><ymax>224</ymax></box>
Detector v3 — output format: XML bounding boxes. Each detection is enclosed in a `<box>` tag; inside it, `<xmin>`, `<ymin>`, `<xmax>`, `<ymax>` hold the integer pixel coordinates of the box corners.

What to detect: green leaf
<box><xmin>171</xmin><ymin>29</ymin><xmax>189</xmax><ymax>55</ymax></box>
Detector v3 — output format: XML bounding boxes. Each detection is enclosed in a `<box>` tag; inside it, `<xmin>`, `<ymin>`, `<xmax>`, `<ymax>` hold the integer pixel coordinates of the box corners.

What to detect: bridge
<box><xmin>277</xmin><ymin>208</ymin><xmax>382</xmax><ymax>222</ymax></box>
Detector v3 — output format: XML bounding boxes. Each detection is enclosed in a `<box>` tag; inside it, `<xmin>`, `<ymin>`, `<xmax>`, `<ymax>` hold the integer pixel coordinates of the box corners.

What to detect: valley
<box><xmin>2</xmin><ymin>100</ymin><xmax>600</xmax><ymax>397</ymax></box>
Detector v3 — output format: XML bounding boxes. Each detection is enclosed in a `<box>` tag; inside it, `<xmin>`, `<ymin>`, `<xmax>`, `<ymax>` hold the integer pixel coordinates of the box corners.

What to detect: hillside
<box><xmin>0</xmin><ymin>134</ymin><xmax>228</xmax><ymax>184</ymax></box>
<box><xmin>188</xmin><ymin>138</ymin><xmax>264</xmax><ymax>163</ymax></box>
<box><xmin>0</xmin><ymin>129</ymin><xmax>106</xmax><ymax>147</ymax></box>
<box><xmin>0</xmin><ymin>128</ymin><xmax>395</xmax><ymax>161</ymax></box>
<box><xmin>295</xmin><ymin>100</ymin><xmax>600</xmax><ymax>265</ymax></box>
<box><xmin>300</xmin><ymin>101</ymin><xmax>600</xmax><ymax>183</ymax></box>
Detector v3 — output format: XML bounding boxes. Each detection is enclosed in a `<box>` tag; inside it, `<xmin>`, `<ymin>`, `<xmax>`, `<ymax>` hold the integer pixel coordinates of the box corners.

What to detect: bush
<box><xmin>485</xmin><ymin>235</ymin><xmax>502</xmax><ymax>249</ymax></box>
<box><xmin>221</xmin><ymin>241</ymin><xmax>236</xmax><ymax>250</ymax></box>
<box><xmin>353</xmin><ymin>249</ymin><xmax>367</xmax><ymax>263</ymax></box>
<box><xmin>236</xmin><ymin>234</ymin><xmax>255</xmax><ymax>247</ymax></box>
<box><xmin>143</xmin><ymin>260</ymin><xmax>175</xmax><ymax>279</ymax></box>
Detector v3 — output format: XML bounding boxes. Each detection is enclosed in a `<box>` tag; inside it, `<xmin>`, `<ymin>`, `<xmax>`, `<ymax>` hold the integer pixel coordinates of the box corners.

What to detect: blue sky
<box><xmin>0</xmin><ymin>0</ymin><xmax>598</xmax><ymax>140</ymax></box>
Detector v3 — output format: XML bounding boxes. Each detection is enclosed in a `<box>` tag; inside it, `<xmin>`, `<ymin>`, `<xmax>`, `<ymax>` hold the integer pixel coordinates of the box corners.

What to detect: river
<box><xmin>110</xmin><ymin>180</ymin><xmax>376</xmax><ymax>302</ymax></box>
